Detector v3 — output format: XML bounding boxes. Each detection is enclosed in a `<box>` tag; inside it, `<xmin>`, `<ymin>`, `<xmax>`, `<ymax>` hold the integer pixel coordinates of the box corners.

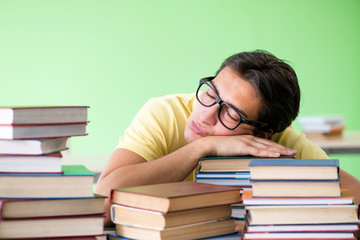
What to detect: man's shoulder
<box><xmin>146</xmin><ymin>93</ymin><xmax>196</xmax><ymax>112</ymax></box>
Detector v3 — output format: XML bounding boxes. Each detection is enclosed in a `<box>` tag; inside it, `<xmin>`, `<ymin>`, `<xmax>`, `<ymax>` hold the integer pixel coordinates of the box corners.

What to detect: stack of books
<box><xmin>0</xmin><ymin>106</ymin><xmax>106</xmax><ymax>239</ymax></box>
<box><xmin>242</xmin><ymin>158</ymin><xmax>360</xmax><ymax>239</ymax></box>
<box><xmin>298</xmin><ymin>115</ymin><xmax>346</xmax><ymax>140</ymax></box>
<box><xmin>108</xmin><ymin>181</ymin><xmax>243</xmax><ymax>240</ymax></box>
<box><xmin>195</xmin><ymin>155</ymin><xmax>294</xmax><ymax>221</ymax></box>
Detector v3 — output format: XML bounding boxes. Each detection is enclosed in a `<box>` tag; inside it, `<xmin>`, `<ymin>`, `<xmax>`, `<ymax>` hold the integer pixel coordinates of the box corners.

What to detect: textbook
<box><xmin>245</xmin><ymin>205</ymin><xmax>360</xmax><ymax>225</ymax></box>
<box><xmin>242</xmin><ymin>189</ymin><xmax>354</xmax><ymax>205</ymax></box>
<box><xmin>0</xmin><ymin>137</ymin><xmax>69</xmax><ymax>155</ymax></box>
<box><xmin>0</xmin><ymin>215</ymin><xmax>104</xmax><ymax>239</ymax></box>
<box><xmin>0</xmin><ymin>122</ymin><xmax>87</xmax><ymax>139</ymax></box>
<box><xmin>243</xmin><ymin>231</ymin><xmax>356</xmax><ymax>239</ymax></box>
<box><xmin>115</xmin><ymin>218</ymin><xmax>236</xmax><ymax>240</ymax></box>
<box><xmin>248</xmin><ymin>159</ymin><xmax>339</xmax><ymax>180</ymax></box>
<box><xmin>111</xmin><ymin>181</ymin><xmax>241</xmax><ymax>213</ymax></box>
<box><xmin>250</xmin><ymin>179</ymin><xmax>341</xmax><ymax>197</ymax></box>
<box><xmin>0</xmin><ymin>165</ymin><xmax>95</xmax><ymax>198</ymax></box>
<box><xmin>196</xmin><ymin>178</ymin><xmax>251</xmax><ymax>187</ymax></box>
<box><xmin>110</xmin><ymin>204</ymin><xmax>232</xmax><ymax>229</ymax></box>
<box><xmin>0</xmin><ymin>152</ymin><xmax>62</xmax><ymax>173</ymax></box>
<box><xmin>0</xmin><ymin>195</ymin><xmax>106</xmax><ymax>219</ymax></box>
<box><xmin>198</xmin><ymin>155</ymin><xmax>295</xmax><ymax>172</ymax></box>
<box><xmin>0</xmin><ymin>106</ymin><xmax>89</xmax><ymax>125</ymax></box>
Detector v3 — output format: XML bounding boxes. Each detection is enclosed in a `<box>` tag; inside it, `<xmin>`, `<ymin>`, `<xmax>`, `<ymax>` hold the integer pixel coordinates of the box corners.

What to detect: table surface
<box><xmin>306</xmin><ymin>130</ymin><xmax>360</xmax><ymax>154</ymax></box>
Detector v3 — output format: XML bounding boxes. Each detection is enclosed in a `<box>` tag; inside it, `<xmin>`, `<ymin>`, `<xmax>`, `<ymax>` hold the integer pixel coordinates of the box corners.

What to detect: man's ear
<box><xmin>256</xmin><ymin>129</ymin><xmax>274</xmax><ymax>139</ymax></box>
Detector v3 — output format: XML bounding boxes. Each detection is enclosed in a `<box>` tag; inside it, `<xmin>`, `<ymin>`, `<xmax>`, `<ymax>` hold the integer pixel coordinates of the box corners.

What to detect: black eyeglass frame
<box><xmin>196</xmin><ymin>77</ymin><xmax>269</xmax><ymax>131</ymax></box>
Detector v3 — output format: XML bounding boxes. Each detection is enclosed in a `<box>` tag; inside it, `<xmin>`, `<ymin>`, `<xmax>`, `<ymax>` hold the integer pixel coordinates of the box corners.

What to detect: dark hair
<box><xmin>216</xmin><ymin>50</ymin><xmax>300</xmax><ymax>133</ymax></box>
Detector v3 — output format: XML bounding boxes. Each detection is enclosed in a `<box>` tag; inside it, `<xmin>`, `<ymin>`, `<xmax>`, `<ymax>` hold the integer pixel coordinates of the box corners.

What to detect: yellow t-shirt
<box><xmin>117</xmin><ymin>93</ymin><xmax>328</xmax><ymax>180</ymax></box>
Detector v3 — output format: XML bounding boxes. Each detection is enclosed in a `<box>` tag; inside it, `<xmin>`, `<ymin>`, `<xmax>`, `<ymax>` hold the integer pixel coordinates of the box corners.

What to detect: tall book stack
<box><xmin>298</xmin><ymin>115</ymin><xmax>346</xmax><ymax>140</ymax></box>
<box><xmin>195</xmin><ymin>155</ymin><xmax>294</xmax><ymax>221</ymax></box>
<box><xmin>0</xmin><ymin>106</ymin><xmax>106</xmax><ymax>240</ymax></box>
<box><xmin>242</xmin><ymin>158</ymin><xmax>360</xmax><ymax>240</ymax></box>
<box><xmin>108</xmin><ymin>181</ymin><xmax>243</xmax><ymax>240</ymax></box>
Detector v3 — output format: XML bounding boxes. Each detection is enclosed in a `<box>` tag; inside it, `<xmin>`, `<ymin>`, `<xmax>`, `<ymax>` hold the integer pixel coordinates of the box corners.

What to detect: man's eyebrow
<box><xmin>211</xmin><ymin>81</ymin><xmax>249</xmax><ymax>118</ymax></box>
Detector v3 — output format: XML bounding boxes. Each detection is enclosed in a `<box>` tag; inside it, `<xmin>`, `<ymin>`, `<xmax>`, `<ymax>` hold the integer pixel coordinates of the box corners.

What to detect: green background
<box><xmin>1</xmin><ymin>0</ymin><xmax>359</xmax><ymax>178</ymax></box>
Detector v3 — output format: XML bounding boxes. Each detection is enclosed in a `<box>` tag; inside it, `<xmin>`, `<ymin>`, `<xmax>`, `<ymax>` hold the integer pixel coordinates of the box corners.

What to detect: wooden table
<box><xmin>306</xmin><ymin>131</ymin><xmax>360</xmax><ymax>154</ymax></box>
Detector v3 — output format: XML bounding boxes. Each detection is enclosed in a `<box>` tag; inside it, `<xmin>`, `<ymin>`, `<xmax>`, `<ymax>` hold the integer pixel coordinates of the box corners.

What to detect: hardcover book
<box><xmin>248</xmin><ymin>159</ymin><xmax>339</xmax><ymax>180</ymax></box>
<box><xmin>0</xmin><ymin>215</ymin><xmax>104</xmax><ymax>239</ymax></box>
<box><xmin>198</xmin><ymin>155</ymin><xmax>295</xmax><ymax>172</ymax></box>
<box><xmin>0</xmin><ymin>195</ymin><xmax>106</xmax><ymax>219</ymax></box>
<box><xmin>0</xmin><ymin>165</ymin><xmax>95</xmax><ymax>198</ymax></box>
<box><xmin>0</xmin><ymin>137</ymin><xmax>69</xmax><ymax>155</ymax></box>
<box><xmin>110</xmin><ymin>204</ymin><xmax>232</xmax><ymax>229</ymax></box>
<box><xmin>0</xmin><ymin>122</ymin><xmax>87</xmax><ymax>140</ymax></box>
<box><xmin>0</xmin><ymin>106</ymin><xmax>88</xmax><ymax>125</ymax></box>
<box><xmin>111</xmin><ymin>181</ymin><xmax>241</xmax><ymax>213</ymax></box>
<box><xmin>115</xmin><ymin>218</ymin><xmax>236</xmax><ymax>240</ymax></box>
<box><xmin>245</xmin><ymin>204</ymin><xmax>359</xmax><ymax>225</ymax></box>
<box><xmin>0</xmin><ymin>152</ymin><xmax>62</xmax><ymax>173</ymax></box>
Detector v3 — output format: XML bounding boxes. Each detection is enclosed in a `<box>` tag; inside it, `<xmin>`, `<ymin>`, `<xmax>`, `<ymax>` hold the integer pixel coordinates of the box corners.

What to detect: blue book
<box><xmin>248</xmin><ymin>159</ymin><xmax>339</xmax><ymax>180</ymax></box>
<box><xmin>199</xmin><ymin>155</ymin><xmax>295</xmax><ymax>172</ymax></box>
<box><xmin>0</xmin><ymin>165</ymin><xmax>95</xmax><ymax>198</ymax></box>
<box><xmin>195</xmin><ymin>172</ymin><xmax>250</xmax><ymax>179</ymax></box>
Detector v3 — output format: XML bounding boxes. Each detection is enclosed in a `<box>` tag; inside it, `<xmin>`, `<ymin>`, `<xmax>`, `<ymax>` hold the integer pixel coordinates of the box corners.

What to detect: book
<box><xmin>198</xmin><ymin>155</ymin><xmax>295</xmax><ymax>172</ymax></box>
<box><xmin>0</xmin><ymin>122</ymin><xmax>87</xmax><ymax>139</ymax></box>
<box><xmin>245</xmin><ymin>221</ymin><xmax>359</xmax><ymax>233</ymax></box>
<box><xmin>0</xmin><ymin>137</ymin><xmax>69</xmax><ymax>155</ymax></box>
<box><xmin>0</xmin><ymin>195</ymin><xmax>106</xmax><ymax>219</ymax></box>
<box><xmin>0</xmin><ymin>215</ymin><xmax>104</xmax><ymax>239</ymax></box>
<box><xmin>196</xmin><ymin>178</ymin><xmax>251</xmax><ymax>187</ymax></box>
<box><xmin>302</xmin><ymin>123</ymin><xmax>345</xmax><ymax>134</ymax></box>
<box><xmin>304</xmin><ymin>132</ymin><xmax>343</xmax><ymax>141</ymax></box>
<box><xmin>248</xmin><ymin>159</ymin><xmax>339</xmax><ymax>180</ymax></box>
<box><xmin>0</xmin><ymin>165</ymin><xmax>95</xmax><ymax>198</ymax></box>
<box><xmin>0</xmin><ymin>235</ymin><xmax>106</xmax><ymax>240</ymax></box>
<box><xmin>111</xmin><ymin>181</ymin><xmax>241</xmax><ymax>213</ymax></box>
<box><xmin>110</xmin><ymin>204</ymin><xmax>232</xmax><ymax>229</ymax></box>
<box><xmin>0</xmin><ymin>106</ymin><xmax>88</xmax><ymax>125</ymax></box>
<box><xmin>107</xmin><ymin>232</ymin><xmax>243</xmax><ymax>240</ymax></box>
<box><xmin>195</xmin><ymin>172</ymin><xmax>251</xmax><ymax>179</ymax></box>
<box><xmin>242</xmin><ymin>189</ymin><xmax>354</xmax><ymax>205</ymax></box>
<box><xmin>245</xmin><ymin>204</ymin><xmax>359</xmax><ymax>225</ymax></box>
<box><xmin>250</xmin><ymin>179</ymin><xmax>341</xmax><ymax>197</ymax></box>
<box><xmin>243</xmin><ymin>231</ymin><xmax>356</xmax><ymax>239</ymax></box>
<box><xmin>0</xmin><ymin>152</ymin><xmax>62</xmax><ymax>173</ymax></box>
<box><xmin>297</xmin><ymin>115</ymin><xmax>345</xmax><ymax>125</ymax></box>
<box><xmin>115</xmin><ymin>218</ymin><xmax>236</xmax><ymax>240</ymax></box>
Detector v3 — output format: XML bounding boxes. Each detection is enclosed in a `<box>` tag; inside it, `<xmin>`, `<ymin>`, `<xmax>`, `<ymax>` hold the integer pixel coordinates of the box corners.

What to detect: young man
<box><xmin>96</xmin><ymin>50</ymin><xmax>360</xmax><ymax>226</ymax></box>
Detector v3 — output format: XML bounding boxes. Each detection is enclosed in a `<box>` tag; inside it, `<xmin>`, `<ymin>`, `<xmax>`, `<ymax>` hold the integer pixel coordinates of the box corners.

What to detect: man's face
<box><xmin>184</xmin><ymin>66</ymin><xmax>263</xmax><ymax>143</ymax></box>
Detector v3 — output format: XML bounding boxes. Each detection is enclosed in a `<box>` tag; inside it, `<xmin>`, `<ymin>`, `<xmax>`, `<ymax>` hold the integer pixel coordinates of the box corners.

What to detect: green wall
<box><xmin>1</xmin><ymin>0</ymin><xmax>359</xmax><ymax>177</ymax></box>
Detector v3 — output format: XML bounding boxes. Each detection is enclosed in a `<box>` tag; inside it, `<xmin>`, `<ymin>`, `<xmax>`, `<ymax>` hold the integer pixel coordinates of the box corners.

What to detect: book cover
<box><xmin>0</xmin><ymin>106</ymin><xmax>89</xmax><ymax>125</ymax></box>
<box><xmin>195</xmin><ymin>172</ymin><xmax>250</xmax><ymax>179</ymax></box>
<box><xmin>111</xmin><ymin>181</ymin><xmax>241</xmax><ymax>213</ymax></box>
<box><xmin>243</xmin><ymin>231</ymin><xmax>356</xmax><ymax>239</ymax></box>
<box><xmin>248</xmin><ymin>159</ymin><xmax>339</xmax><ymax>180</ymax></box>
<box><xmin>0</xmin><ymin>194</ymin><xmax>106</xmax><ymax>219</ymax></box>
<box><xmin>0</xmin><ymin>137</ymin><xmax>69</xmax><ymax>155</ymax></box>
<box><xmin>0</xmin><ymin>152</ymin><xmax>62</xmax><ymax>173</ymax></box>
<box><xmin>0</xmin><ymin>165</ymin><xmax>95</xmax><ymax>198</ymax></box>
<box><xmin>0</xmin><ymin>122</ymin><xmax>88</xmax><ymax>140</ymax></box>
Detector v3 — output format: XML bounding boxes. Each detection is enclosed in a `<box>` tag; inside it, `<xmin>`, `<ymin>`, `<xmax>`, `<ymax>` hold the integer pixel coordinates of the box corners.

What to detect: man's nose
<box><xmin>199</xmin><ymin>104</ymin><xmax>218</xmax><ymax>126</ymax></box>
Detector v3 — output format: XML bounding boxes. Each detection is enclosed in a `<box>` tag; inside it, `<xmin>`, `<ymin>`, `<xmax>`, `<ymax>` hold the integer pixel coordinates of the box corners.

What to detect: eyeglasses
<box><xmin>196</xmin><ymin>77</ymin><xmax>268</xmax><ymax>131</ymax></box>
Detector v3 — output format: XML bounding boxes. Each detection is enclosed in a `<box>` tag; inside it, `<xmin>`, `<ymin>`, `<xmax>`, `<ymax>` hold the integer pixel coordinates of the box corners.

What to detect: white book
<box><xmin>0</xmin><ymin>138</ymin><xmax>69</xmax><ymax>155</ymax></box>
<box><xmin>0</xmin><ymin>153</ymin><xmax>62</xmax><ymax>173</ymax></box>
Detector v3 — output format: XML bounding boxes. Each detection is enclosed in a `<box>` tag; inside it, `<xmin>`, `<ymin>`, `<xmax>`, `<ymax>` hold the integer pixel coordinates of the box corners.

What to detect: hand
<box><xmin>202</xmin><ymin>134</ymin><xmax>297</xmax><ymax>157</ymax></box>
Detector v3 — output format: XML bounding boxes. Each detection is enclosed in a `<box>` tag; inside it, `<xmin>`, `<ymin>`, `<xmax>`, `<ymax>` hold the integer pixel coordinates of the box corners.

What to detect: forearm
<box><xmin>340</xmin><ymin>169</ymin><xmax>360</xmax><ymax>205</ymax></box>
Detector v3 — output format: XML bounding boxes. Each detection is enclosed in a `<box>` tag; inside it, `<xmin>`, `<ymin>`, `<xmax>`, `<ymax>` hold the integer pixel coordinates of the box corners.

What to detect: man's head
<box><xmin>216</xmin><ymin>50</ymin><xmax>300</xmax><ymax>134</ymax></box>
<box><xmin>184</xmin><ymin>50</ymin><xmax>300</xmax><ymax>144</ymax></box>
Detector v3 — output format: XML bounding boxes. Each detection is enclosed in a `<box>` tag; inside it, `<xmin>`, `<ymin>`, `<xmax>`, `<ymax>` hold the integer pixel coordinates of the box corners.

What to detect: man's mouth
<box><xmin>191</xmin><ymin>121</ymin><xmax>206</xmax><ymax>136</ymax></box>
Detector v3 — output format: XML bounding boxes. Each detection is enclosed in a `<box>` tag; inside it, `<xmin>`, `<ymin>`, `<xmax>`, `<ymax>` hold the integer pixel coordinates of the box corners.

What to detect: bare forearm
<box><xmin>340</xmin><ymin>169</ymin><xmax>360</xmax><ymax>205</ymax></box>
